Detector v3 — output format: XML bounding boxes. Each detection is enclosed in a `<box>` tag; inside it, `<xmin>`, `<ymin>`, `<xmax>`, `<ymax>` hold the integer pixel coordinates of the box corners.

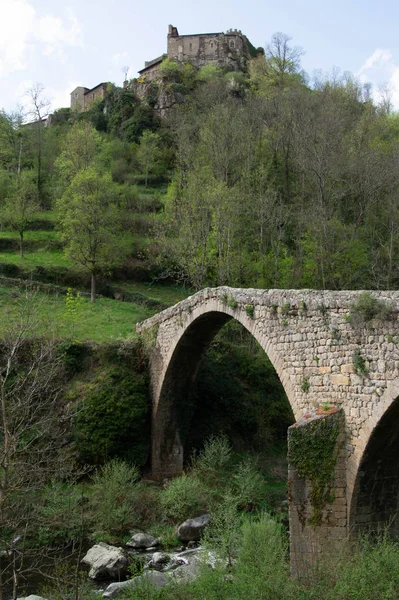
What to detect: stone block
<box><xmin>331</xmin><ymin>374</ymin><xmax>350</xmax><ymax>386</ymax></box>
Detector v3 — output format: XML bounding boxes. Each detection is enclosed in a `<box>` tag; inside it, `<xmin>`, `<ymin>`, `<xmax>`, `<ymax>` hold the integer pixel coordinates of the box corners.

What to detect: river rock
<box><xmin>103</xmin><ymin>571</ymin><xmax>168</xmax><ymax>598</ymax></box>
<box><xmin>177</xmin><ymin>514</ymin><xmax>210</xmax><ymax>542</ymax></box>
<box><xmin>150</xmin><ymin>551</ymin><xmax>170</xmax><ymax>570</ymax></box>
<box><xmin>81</xmin><ymin>542</ymin><xmax>128</xmax><ymax>580</ymax></box>
<box><xmin>18</xmin><ymin>596</ymin><xmax>48</xmax><ymax>600</ymax></box>
<box><xmin>126</xmin><ymin>532</ymin><xmax>159</xmax><ymax>549</ymax></box>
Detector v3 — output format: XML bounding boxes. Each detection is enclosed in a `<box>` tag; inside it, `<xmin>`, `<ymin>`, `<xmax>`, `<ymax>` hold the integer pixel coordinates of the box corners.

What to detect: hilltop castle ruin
<box><xmin>138</xmin><ymin>24</ymin><xmax>253</xmax><ymax>81</ymax></box>
<box><xmin>70</xmin><ymin>24</ymin><xmax>255</xmax><ymax>111</ymax></box>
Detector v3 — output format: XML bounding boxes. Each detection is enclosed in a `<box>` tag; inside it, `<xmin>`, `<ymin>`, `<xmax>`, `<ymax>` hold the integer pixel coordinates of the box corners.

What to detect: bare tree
<box><xmin>25</xmin><ymin>83</ymin><xmax>50</xmax><ymax>206</ymax></box>
<box><xmin>0</xmin><ymin>291</ymin><xmax>74</xmax><ymax>599</ymax></box>
<box><xmin>265</xmin><ymin>32</ymin><xmax>304</xmax><ymax>87</ymax></box>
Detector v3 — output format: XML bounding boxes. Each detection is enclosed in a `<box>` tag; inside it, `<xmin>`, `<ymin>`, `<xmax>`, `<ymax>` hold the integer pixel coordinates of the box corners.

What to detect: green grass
<box><xmin>119</xmin><ymin>282</ymin><xmax>192</xmax><ymax>306</ymax></box>
<box><xmin>0</xmin><ymin>286</ymin><xmax>155</xmax><ymax>342</ymax></box>
<box><xmin>0</xmin><ymin>249</ymin><xmax>72</xmax><ymax>268</ymax></box>
<box><xmin>0</xmin><ymin>230</ymin><xmax>60</xmax><ymax>242</ymax></box>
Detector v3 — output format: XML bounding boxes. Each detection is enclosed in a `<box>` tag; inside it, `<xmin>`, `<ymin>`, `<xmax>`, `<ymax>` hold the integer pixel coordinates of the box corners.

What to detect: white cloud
<box><xmin>36</xmin><ymin>9</ymin><xmax>83</xmax><ymax>59</ymax></box>
<box><xmin>358</xmin><ymin>48</ymin><xmax>392</xmax><ymax>76</ymax></box>
<box><xmin>0</xmin><ymin>0</ymin><xmax>36</xmax><ymax>76</ymax></box>
<box><xmin>357</xmin><ymin>48</ymin><xmax>399</xmax><ymax>109</ymax></box>
<box><xmin>0</xmin><ymin>0</ymin><xmax>83</xmax><ymax>77</ymax></box>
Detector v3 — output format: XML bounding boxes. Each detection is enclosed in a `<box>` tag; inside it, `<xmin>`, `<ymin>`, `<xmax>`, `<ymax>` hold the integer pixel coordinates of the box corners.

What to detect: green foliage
<box><xmin>281</xmin><ymin>303</ymin><xmax>290</xmax><ymax>316</ymax></box>
<box><xmin>56</xmin><ymin>167</ymin><xmax>129</xmax><ymax>300</ymax></box>
<box><xmin>160</xmin><ymin>474</ymin><xmax>204</xmax><ymax>522</ymax></box>
<box><xmin>227</xmin><ymin>297</ymin><xmax>238</xmax><ymax>310</ymax></box>
<box><xmin>235</xmin><ymin>513</ymin><xmax>290</xmax><ymax>599</ymax></box>
<box><xmin>91</xmin><ymin>459</ymin><xmax>140</xmax><ymax>537</ymax></box>
<box><xmin>288</xmin><ymin>413</ymin><xmax>341</xmax><ymax>525</ymax></box>
<box><xmin>353</xmin><ymin>349</ymin><xmax>368</xmax><ymax>376</ymax></box>
<box><xmin>73</xmin><ymin>358</ymin><xmax>150</xmax><ymax>466</ymax></box>
<box><xmin>63</xmin><ymin>287</ymin><xmax>84</xmax><ymax>338</ymax></box>
<box><xmin>36</xmin><ymin>482</ymin><xmax>85</xmax><ymax>545</ymax></box>
<box><xmin>191</xmin><ymin>434</ymin><xmax>232</xmax><ymax>489</ymax></box>
<box><xmin>348</xmin><ymin>292</ymin><xmax>392</xmax><ymax>326</ymax></box>
<box><xmin>232</xmin><ymin>457</ymin><xmax>265</xmax><ymax>509</ymax></box>
<box><xmin>202</xmin><ymin>490</ymin><xmax>242</xmax><ymax>566</ymax></box>
<box><xmin>186</xmin><ymin>323</ymin><xmax>294</xmax><ymax>454</ymax></box>
<box><xmin>301</xmin><ymin>376</ymin><xmax>310</xmax><ymax>393</ymax></box>
<box><xmin>197</xmin><ymin>64</ymin><xmax>223</xmax><ymax>82</ymax></box>
<box><xmin>245</xmin><ymin>304</ymin><xmax>254</xmax><ymax>318</ymax></box>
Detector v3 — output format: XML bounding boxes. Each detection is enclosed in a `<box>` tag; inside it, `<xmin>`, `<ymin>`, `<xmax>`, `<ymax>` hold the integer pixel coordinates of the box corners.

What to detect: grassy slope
<box><xmin>0</xmin><ymin>285</ymin><xmax>158</xmax><ymax>342</ymax></box>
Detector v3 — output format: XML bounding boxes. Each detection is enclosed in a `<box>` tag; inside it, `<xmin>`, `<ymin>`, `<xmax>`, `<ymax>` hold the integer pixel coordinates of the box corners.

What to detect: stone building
<box><xmin>138</xmin><ymin>24</ymin><xmax>254</xmax><ymax>80</ymax></box>
<box><xmin>70</xmin><ymin>82</ymin><xmax>109</xmax><ymax>111</ymax></box>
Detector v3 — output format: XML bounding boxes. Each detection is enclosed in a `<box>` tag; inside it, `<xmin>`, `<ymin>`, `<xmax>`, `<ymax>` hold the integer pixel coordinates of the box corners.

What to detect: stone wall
<box><xmin>167</xmin><ymin>27</ymin><xmax>249</xmax><ymax>71</ymax></box>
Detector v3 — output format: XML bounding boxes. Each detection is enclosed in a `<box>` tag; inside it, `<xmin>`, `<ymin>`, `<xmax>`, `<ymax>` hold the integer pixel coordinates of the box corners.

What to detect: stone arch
<box><xmin>150</xmin><ymin>300</ymin><xmax>298</xmax><ymax>478</ymax></box>
<box><xmin>348</xmin><ymin>377</ymin><xmax>399</xmax><ymax>535</ymax></box>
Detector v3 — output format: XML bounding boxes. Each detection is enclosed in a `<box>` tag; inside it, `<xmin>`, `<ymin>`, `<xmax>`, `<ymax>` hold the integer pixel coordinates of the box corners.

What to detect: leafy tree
<box><xmin>57</xmin><ymin>167</ymin><xmax>128</xmax><ymax>301</ymax></box>
<box><xmin>55</xmin><ymin>121</ymin><xmax>102</xmax><ymax>188</ymax></box>
<box><xmin>1</xmin><ymin>171</ymin><xmax>40</xmax><ymax>257</ymax></box>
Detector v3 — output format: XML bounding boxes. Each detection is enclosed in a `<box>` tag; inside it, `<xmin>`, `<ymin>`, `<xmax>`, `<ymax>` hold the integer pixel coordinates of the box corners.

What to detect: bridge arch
<box><xmin>150</xmin><ymin>298</ymin><xmax>298</xmax><ymax>477</ymax></box>
<box><xmin>348</xmin><ymin>378</ymin><xmax>399</xmax><ymax>537</ymax></box>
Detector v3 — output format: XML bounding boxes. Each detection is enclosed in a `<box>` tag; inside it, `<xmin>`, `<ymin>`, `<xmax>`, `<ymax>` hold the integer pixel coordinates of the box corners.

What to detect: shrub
<box><xmin>232</xmin><ymin>457</ymin><xmax>265</xmax><ymax>510</ymax></box>
<box><xmin>202</xmin><ymin>490</ymin><xmax>242</xmax><ymax>566</ymax></box>
<box><xmin>36</xmin><ymin>482</ymin><xmax>86</xmax><ymax>546</ymax></box>
<box><xmin>245</xmin><ymin>304</ymin><xmax>254</xmax><ymax>318</ymax></box>
<box><xmin>353</xmin><ymin>349</ymin><xmax>368</xmax><ymax>376</ymax></box>
<box><xmin>235</xmin><ymin>513</ymin><xmax>291</xmax><ymax>599</ymax></box>
<box><xmin>191</xmin><ymin>434</ymin><xmax>232</xmax><ymax>489</ymax></box>
<box><xmin>161</xmin><ymin>474</ymin><xmax>204</xmax><ymax>523</ymax></box>
<box><xmin>91</xmin><ymin>459</ymin><xmax>140</xmax><ymax>537</ymax></box>
<box><xmin>348</xmin><ymin>291</ymin><xmax>392</xmax><ymax>326</ymax></box>
<box><xmin>73</xmin><ymin>363</ymin><xmax>150</xmax><ymax>466</ymax></box>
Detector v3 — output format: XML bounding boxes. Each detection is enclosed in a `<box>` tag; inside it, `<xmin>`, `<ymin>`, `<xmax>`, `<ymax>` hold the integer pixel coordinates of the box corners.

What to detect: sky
<box><xmin>2</xmin><ymin>0</ymin><xmax>399</xmax><ymax>115</ymax></box>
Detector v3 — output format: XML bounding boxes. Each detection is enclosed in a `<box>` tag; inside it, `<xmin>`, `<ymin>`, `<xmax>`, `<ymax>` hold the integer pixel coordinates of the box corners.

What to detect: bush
<box><xmin>232</xmin><ymin>457</ymin><xmax>265</xmax><ymax>510</ymax></box>
<box><xmin>91</xmin><ymin>459</ymin><xmax>140</xmax><ymax>537</ymax></box>
<box><xmin>191</xmin><ymin>434</ymin><xmax>232</xmax><ymax>489</ymax></box>
<box><xmin>73</xmin><ymin>363</ymin><xmax>150</xmax><ymax>466</ymax></box>
<box><xmin>235</xmin><ymin>512</ymin><xmax>291</xmax><ymax>599</ymax></box>
<box><xmin>36</xmin><ymin>482</ymin><xmax>86</xmax><ymax>546</ymax></box>
<box><xmin>348</xmin><ymin>291</ymin><xmax>392</xmax><ymax>326</ymax></box>
<box><xmin>161</xmin><ymin>474</ymin><xmax>204</xmax><ymax>523</ymax></box>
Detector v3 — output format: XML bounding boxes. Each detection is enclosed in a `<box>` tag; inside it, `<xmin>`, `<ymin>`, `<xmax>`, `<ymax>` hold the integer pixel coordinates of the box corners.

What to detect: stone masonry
<box><xmin>137</xmin><ymin>286</ymin><xmax>399</xmax><ymax>572</ymax></box>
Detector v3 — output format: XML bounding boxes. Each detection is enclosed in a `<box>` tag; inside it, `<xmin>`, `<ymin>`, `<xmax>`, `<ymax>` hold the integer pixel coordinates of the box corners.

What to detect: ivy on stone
<box><xmin>288</xmin><ymin>413</ymin><xmax>341</xmax><ymax>526</ymax></box>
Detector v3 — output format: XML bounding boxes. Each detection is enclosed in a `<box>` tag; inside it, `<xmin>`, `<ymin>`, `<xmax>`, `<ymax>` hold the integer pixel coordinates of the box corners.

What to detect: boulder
<box><xmin>150</xmin><ymin>551</ymin><xmax>170</xmax><ymax>570</ymax></box>
<box><xmin>81</xmin><ymin>543</ymin><xmax>128</xmax><ymax>580</ymax></box>
<box><xmin>126</xmin><ymin>532</ymin><xmax>159</xmax><ymax>549</ymax></box>
<box><xmin>177</xmin><ymin>514</ymin><xmax>210</xmax><ymax>542</ymax></box>
<box><xmin>103</xmin><ymin>571</ymin><xmax>168</xmax><ymax>598</ymax></box>
<box><xmin>18</xmin><ymin>596</ymin><xmax>48</xmax><ymax>600</ymax></box>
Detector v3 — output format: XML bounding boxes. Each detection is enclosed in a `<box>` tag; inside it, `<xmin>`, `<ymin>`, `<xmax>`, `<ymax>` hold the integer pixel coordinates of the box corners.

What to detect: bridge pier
<box><xmin>288</xmin><ymin>410</ymin><xmax>347</xmax><ymax>575</ymax></box>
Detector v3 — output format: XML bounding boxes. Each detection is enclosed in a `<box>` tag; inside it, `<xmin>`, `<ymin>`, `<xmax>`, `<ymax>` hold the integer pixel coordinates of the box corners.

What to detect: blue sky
<box><xmin>1</xmin><ymin>0</ymin><xmax>399</xmax><ymax>114</ymax></box>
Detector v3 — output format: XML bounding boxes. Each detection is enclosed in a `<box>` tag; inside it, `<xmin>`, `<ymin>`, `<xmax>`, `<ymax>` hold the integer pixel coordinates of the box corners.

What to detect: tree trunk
<box><xmin>19</xmin><ymin>232</ymin><xmax>24</xmax><ymax>258</ymax></box>
<box><xmin>90</xmin><ymin>273</ymin><xmax>96</xmax><ymax>303</ymax></box>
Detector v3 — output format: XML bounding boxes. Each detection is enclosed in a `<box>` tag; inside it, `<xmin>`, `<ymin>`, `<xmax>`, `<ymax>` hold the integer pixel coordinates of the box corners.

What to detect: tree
<box><xmin>0</xmin><ymin>293</ymin><xmax>73</xmax><ymax>600</ymax></box>
<box><xmin>57</xmin><ymin>167</ymin><xmax>128</xmax><ymax>301</ymax></box>
<box><xmin>25</xmin><ymin>83</ymin><xmax>50</xmax><ymax>206</ymax></box>
<box><xmin>1</xmin><ymin>171</ymin><xmax>40</xmax><ymax>257</ymax></box>
<box><xmin>137</xmin><ymin>130</ymin><xmax>160</xmax><ymax>186</ymax></box>
<box><xmin>55</xmin><ymin>121</ymin><xmax>101</xmax><ymax>188</ymax></box>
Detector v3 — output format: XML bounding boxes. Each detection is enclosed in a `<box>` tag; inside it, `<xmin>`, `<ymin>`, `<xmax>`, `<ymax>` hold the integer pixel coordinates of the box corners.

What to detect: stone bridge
<box><xmin>137</xmin><ymin>287</ymin><xmax>399</xmax><ymax>572</ymax></box>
